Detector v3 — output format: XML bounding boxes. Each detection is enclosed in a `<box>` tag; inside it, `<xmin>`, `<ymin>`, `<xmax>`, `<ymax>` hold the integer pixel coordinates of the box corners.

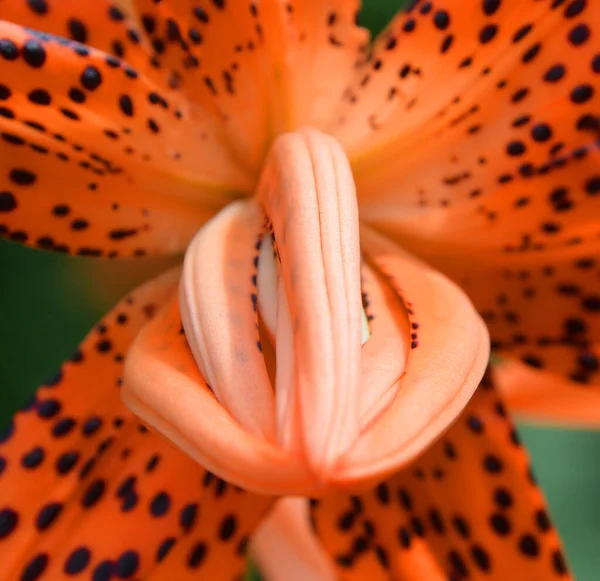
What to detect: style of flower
<box><xmin>0</xmin><ymin>0</ymin><xmax>597</xmax><ymax>580</ymax></box>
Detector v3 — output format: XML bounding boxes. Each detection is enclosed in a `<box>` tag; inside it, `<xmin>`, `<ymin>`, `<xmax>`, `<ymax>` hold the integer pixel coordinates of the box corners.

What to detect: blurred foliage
<box><xmin>2</xmin><ymin>1</ymin><xmax>600</xmax><ymax>579</ymax></box>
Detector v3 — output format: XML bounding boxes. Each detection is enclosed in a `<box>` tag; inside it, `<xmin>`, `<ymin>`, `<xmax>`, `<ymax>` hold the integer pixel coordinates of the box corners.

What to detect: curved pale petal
<box><xmin>273</xmin><ymin>274</ymin><xmax>303</xmax><ymax>454</ymax></box>
<box><xmin>124</xmin><ymin>129</ymin><xmax>366</xmax><ymax>494</ymax></box>
<box><xmin>335</xmin><ymin>227</ymin><xmax>490</xmax><ymax>485</ymax></box>
<box><xmin>0</xmin><ymin>20</ymin><xmax>250</xmax><ymax>256</ymax></box>
<box><xmin>124</xmin><ymin>130</ymin><xmax>492</xmax><ymax>498</ymax></box>
<box><xmin>257</xmin><ymin>233</ymin><xmax>278</xmax><ymax>340</ymax></box>
<box><xmin>495</xmin><ymin>360</ymin><xmax>600</xmax><ymax>427</ymax></box>
<box><xmin>251</xmin><ymin>498</ymin><xmax>336</xmax><ymax>581</ymax></box>
<box><xmin>358</xmin><ymin>261</ymin><xmax>411</xmax><ymax>429</ymax></box>
<box><xmin>0</xmin><ymin>268</ymin><xmax>273</xmax><ymax>579</ymax></box>
<box><xmin>123</xmin><ymin>292</ymin><xmax>316</xmax><ymax>495</ymax></box>
<box><xmin>179</xmin><ymin>200</ymin><xmax>276</xmax><ymax>440</ymax></box>
<box><xmin>258</xmin><ymin>128</ymin><xmax>362</xmax><ymax>476</ymax></box>
<box><xmin>312</xmin><ymin>372</ymin><xmax>572</xmax><ymax>580</ymax></box>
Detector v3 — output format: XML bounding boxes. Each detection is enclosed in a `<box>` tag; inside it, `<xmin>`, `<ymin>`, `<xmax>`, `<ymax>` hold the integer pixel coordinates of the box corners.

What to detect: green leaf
<box><xmin>360</xmin><ymin>0</ymin><xmax>407</xmax><ymax>37</ymax></box>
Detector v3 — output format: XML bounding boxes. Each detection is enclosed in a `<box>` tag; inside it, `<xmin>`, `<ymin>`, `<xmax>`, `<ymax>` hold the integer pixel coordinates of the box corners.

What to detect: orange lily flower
<box><xmin>0</xmin><ymin>0</ymin><xmax>597</xmax><ymax>579</ymax></box>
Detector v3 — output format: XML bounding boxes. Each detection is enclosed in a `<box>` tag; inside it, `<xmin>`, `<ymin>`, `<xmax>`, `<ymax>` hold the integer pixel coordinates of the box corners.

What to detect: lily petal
<box><xmin>0</xmin><ymin>19</ymin><xmax>250</xmax><ymax>257</ymax></box>
<box><xmin>0</xmin><ymin>268</ymin><xmax>272</xmax><ymax>579</ymax></box>
<box><xmin>128</xmin><ymin>0</ymin><xmax>369</xmax><ymax>171</ymax></box>
<box><xmin>312</xmin><ymin>370</ymin><xmax>572</xmax><ymax>580</ymax></box>
<box><xmin>343</xmin><ymin>0</ymin><xmax>600</xmax><ymax>386</ymax></box>
<box><xmin>1</xmin><ymin>0</ymin><xmax>152</xmax><ymax>75</ymax></box>
<box><xmin>124</xmin><ymin>128</ymin><xmax>368</xmax><ymax>494</ymax></box>
<box><xmin>179</xmin><ymin>200</ymin><xmax>276</xmax><ymax>441</ymax></box>
<box><xmin>130</xmin><ymin>0</ymin><xmax>270</xmax><ymax>172</ymax></box>
<box><xmin>337</xmin><ymin>0</ymin><xmax>597</xmax><ymax>188</ymax></box>
<box><xmin>123</xmin><ymin>292</ymin><xmax>316</xmax><ymax>495</ymax></box>
<box><xmin>334</xmin><ymin>226</ymin><xmax>489</xmax><ymax>485</ymax></box>
<box><xmin>358</xmin><ymin>260</ymin><xmax>410</xmax><ymax>430</ymax></box>
<box><xmin>370</xmin><ymin>153</ymin><xmax>600</xmax><ymax>386</ymax></box>
<box><xmin>410</xmin><ymin>237</ymin><xmax>600</xmax><ymax>388</ymax></box>
<box><xmin>495</xmin><ymin>359</ymin><xmax>600</xmax><ymax>427</ymax></box>
<box><xmin>252</xmin><ymin>498</ymin><xmax>337</xmax><ymax>581</ymax></box>
<box><xmin>258</xmin><ymin>128</ymin><xmax>363</xmax><ymax>477</ymax></box>
<box><xmin>258</xmin><ymin>0</ymin><xmax>370</xmax><ymax>135</ymax></box>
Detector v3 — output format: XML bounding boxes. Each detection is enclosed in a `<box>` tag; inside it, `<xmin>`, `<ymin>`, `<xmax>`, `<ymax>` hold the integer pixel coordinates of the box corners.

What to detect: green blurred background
<box><xmin>1</xmin><ymin>1</ymin><xmax>599</xmax><ymax>579</ymax></box>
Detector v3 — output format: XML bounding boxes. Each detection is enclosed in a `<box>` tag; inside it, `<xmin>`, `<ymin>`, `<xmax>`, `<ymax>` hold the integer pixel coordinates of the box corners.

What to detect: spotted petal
<box><xmin>338</xmin><ymin>0</ymin><xmax>598</xmax><ymax>182</ymax></box>
<box><xmin>0</xmin><ymin>268</ymin><xmax>272</xmax><ymax>579</ymax></box>
<box><xmin>129</xmin><ymin>0</ymin><xmax>369</xmax><ymax>172</ymax></box>
<box><xmin>341</xmin><ymin>0</ymin><xmax>600</xmax><ymax>387</ymax></box>
<box><xmin>0</xmin><ymin>19</ymin><xmax>250</xmax><ymax>256</ymax></box>
<box><xmin>311</xmin><ymin>370</ymin><xmax>572</xmax><ymax>580</ymax></box>
<box><xmin>371</xmin><ymin>155</ymin><xmax>600</xmax><ymax>388</ymax></box>
<box><xmin>0</xmin><ymin>0</ymin><xmax>152</xmax><ymax>74</ymax></box>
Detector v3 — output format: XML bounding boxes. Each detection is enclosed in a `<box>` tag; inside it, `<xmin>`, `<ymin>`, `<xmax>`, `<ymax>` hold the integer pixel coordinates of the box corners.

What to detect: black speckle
<box><xmin>149</xmin><ymin>492</ymin><xmax>171</xmax><ymax>517</ymax></box>
<box><xmin>115</xmin><ymin>550</ymin><xmax>139</xmax><ymax>578</ymax></box>
<box><xmin>35</xmin><ymin>503</ymin><xmax>63</xmax><ymax>531</ymax></box>
<box><xmin>65</xmin><ymin>546</ymin><xmax>91</xmax><ymax>574</ymax></box>
<box><xmin>20</xmin><ymin>553</ymin><xmax>49</xmax><ymax>581</ymax></box>
<box><xmin>22</xmin><ymin>39</ymin><xmax>47</xmax><ymax>68</ymax></box>
<box><xmin>80</xmin><ymin>66</ymin><xmax>103</xmax><ymax>91</ymax></box>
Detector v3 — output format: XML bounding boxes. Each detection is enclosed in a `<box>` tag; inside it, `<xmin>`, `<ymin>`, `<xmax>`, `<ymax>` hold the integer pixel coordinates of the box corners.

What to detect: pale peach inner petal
<box><xmin>359</xmin><ymin>262</ymin><xmax>411</xmax><ymax>430</ymax></box>
<box><xmin>335</xmin><ymin>227</ymin><xmax>490</xmax><ymax>485</ymax></box>
<box><xmin>257</xmin><ymin>234</ymin><xmax>279</xmax><ymax>341</ymax></box>
<box><xmin>179</xmin><ymin>201</ymin><xmax>276</xmax><ymax>441</ymax></box>
<box><xmin>251</xmin><ymin>498</ymin><xmax>336</xmax><ymax>581</ymax></box>
<box><xmin>257</xmin><ymin>129</ymin><xmax>363</xmax><ymax>477</ymax></box>
<box><xmin>274</xmin><ymin>276</ymin><xmax>303</xmax><ymax>454</ymax></box>
<box><xmin>125</xmin><ymin>129</ymin><xmax>488</xmax><ymax>496</ymax></box>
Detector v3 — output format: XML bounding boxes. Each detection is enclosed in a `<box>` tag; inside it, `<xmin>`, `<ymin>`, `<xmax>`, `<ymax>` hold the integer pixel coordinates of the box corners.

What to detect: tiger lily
<box><xmin>0</xmin><ymin>0</ymin><xmax>597</xmax><ymax>579</ymax></box>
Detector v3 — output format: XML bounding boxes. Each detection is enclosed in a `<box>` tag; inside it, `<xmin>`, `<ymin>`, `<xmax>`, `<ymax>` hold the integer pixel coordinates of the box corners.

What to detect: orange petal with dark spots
<box><xmin>0</xmin><ymin>268</ymin><xmax>177</xmax><ymax>579</ymax></box>
<box><xmin>338</xmin><ymin>0</ymin><xmax>597</xmax><ymax>188</ymax></box>
<box><xmin>129</xmin><ymin>0</ymin><xmax>369</xmax><ymax>171</ymax></box>
<box><xmin>0</xmin><ymin>269</ymin><xmax>273</xmax><ymax>579</ymax></box>
<box><xmin>0</xmin><ymin>19</ymin><xmax>250</xmax><ymax>256</ymax></box>
<box><xmin>1</xmin><ymin>0</ymin><xmax>152</xmax><ymax>76</ymax></box>
<box><xmin>345</xmin><ymin>0</ymin><xmax>600</xmax><ymax>387</ymax></box>
<box><xmin>379</xmin><ymin>230</ymin><xmax>600</xmax><ymax>389</ymax></box>
<box><xmin>312</xmin><ymin>370</ymin><xmax>572</xmax><ymax>580</ymax></box>
<box><xmin>130</xmin><ymin>0</ymin><xmax>273</xmax><ymax>172</ymax></box>
<box><xmin>257</xmin><ymin>0</ymin><xmax>370</xmax><ymax>135</ymax></box>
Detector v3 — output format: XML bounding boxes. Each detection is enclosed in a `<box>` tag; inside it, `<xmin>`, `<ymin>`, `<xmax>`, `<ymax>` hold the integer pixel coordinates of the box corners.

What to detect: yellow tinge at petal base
<box><xmin>123</xmin><ymin>129</ymin><xmax>490</xmax><ymax>496</ymax></box>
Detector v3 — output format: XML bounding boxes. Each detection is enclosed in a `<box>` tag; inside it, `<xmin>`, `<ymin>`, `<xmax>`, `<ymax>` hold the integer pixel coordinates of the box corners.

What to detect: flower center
<box><xmin>180</xmin><ymin>128</ymin><xmax>375</xmax><ymax>481</ymax></box>
<box><xmin>124</xmin><ymin>129</ymin><xmax>488</xmax><ymax>496</ymax></box>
